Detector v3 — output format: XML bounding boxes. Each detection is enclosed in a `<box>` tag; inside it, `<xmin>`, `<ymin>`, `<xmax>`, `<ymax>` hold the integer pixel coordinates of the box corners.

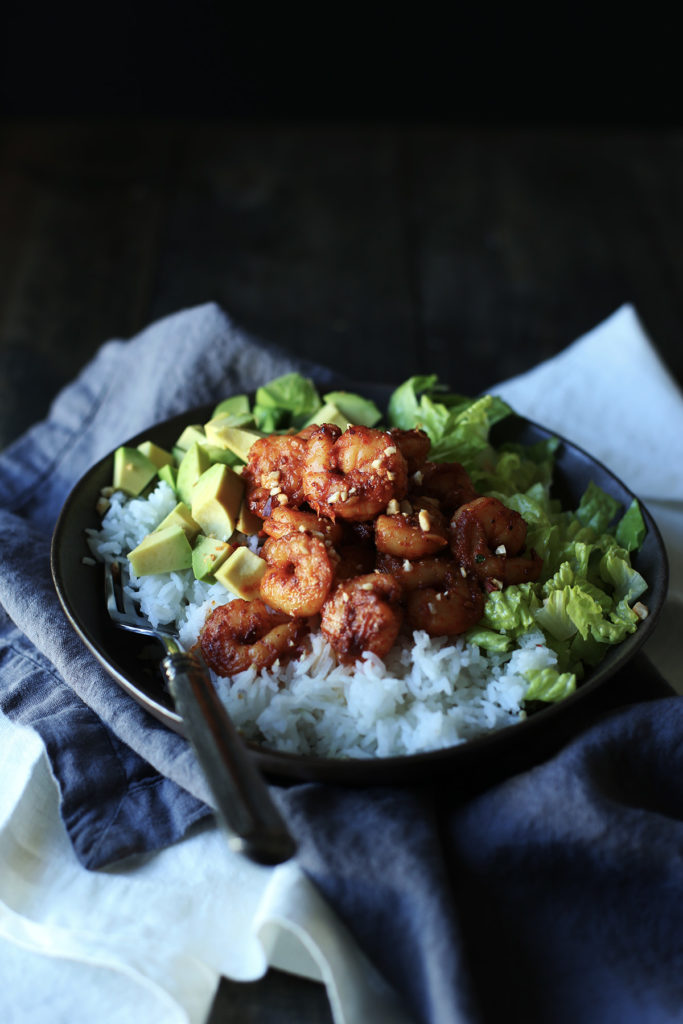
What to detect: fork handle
<box><xmin>161</xmin><ymin>651</ymin><xmax>297</xmax><ymax>866</ymax></box>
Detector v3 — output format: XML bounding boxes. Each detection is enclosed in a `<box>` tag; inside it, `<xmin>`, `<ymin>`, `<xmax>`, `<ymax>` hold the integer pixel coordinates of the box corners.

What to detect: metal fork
<box><xmin>104</xmin><ymin>559</ymin><xmax>296</xmax><ymax>865</ymax></box>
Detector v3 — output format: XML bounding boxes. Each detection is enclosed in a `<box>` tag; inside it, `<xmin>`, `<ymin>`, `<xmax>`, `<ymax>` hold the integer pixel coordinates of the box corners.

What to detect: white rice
<box><xmin>88</xmin><ymin>481</ymin><xmax>559</xmax><ymax>759</ymax></box>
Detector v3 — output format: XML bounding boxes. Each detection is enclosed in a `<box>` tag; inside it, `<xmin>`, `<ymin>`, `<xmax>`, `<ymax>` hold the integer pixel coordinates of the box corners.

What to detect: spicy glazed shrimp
<box><xmin>450</xmin><ymin>495</ymin><xmax>543</xmax><ymax>588</ymax></box>
<box><xmin>405</xmin><ymin>564</ymin><xmax>485</xmax><ymax>636</ymax></box>
<box><xmin>303</xmin><ymin>424</ymin><xmax>408</xmax><ymax>521</ymax></box>
<box><xmin>411</xmin><ymin>460</ymin><xmax>479</xmax><ymax>513</ymax></box>
<box><xmin>376</xmin><ymin>552</ymin><xmax>452</xmax><ymax>591</ymax></box>
<box><xmin>374</xmin><ymin>499</ymin><xmax>448</xmax><ymax>559</ymax></box>
<box><xmin>199</xmin><ymin>598</ymin><xmax>307</xmax><ymax>676</ymax></box>
<box><xmin>320</xmin><ymin>573</ymin><xmax>403</xmax><ymax>664</ymax></box>
<box><xmin>242</xmin><ymin>433</ymin><xmax>309</xmax><ymax>517</ymax></box>
<box><xmin>261</xmin><ymin>505</ymin><xmax>344</xmax><ymax>545</ymax></box>
<box><xmin>260</xmin><ymin>532</ymin><xmax>336</xmax><ymax>617</ymax></box>
<box><xmin>389</xmin><ymin>427</ymin><xmax>431</xmax><ymax>474</ymax></box>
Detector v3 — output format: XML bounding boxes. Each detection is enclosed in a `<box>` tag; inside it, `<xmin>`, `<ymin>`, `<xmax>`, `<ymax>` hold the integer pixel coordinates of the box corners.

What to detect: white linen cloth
<box><xmin>1</xmin><ymin>304</ymin><xmax>681</xmax><ymax>1024</ymax></box>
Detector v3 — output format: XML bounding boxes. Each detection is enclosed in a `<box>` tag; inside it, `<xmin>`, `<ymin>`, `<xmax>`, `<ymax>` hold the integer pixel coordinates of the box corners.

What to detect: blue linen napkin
<box><xmin>1</xmin><ymin>304</ymin><xmax>681</xmax><ymax>1024</ymax></box>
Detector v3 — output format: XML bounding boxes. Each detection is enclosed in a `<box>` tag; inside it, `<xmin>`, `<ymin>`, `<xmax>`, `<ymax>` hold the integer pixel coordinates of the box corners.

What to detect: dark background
<box><xmin>1</xmin><ymin>7</ymin><xmax>681</xmax><ymax>1021</ymax></box>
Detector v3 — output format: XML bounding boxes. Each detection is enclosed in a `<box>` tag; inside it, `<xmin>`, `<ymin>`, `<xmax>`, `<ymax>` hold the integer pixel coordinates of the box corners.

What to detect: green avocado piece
<box><xmin>176</xmin><ymin>443</ymin><xmax>212</xmax><ymax>506</ymax></box>
<box><xmin>323</xmin><ymin>390</ymin><xmax>382</xmax><ymax>426</ymax></box>
<box><xmin>211</xmin><ymin>394</ymin><xmax>251</xmax><ymax>419</ymax></box>
<box><xmin>192</xmin><ymin>535</ymin><xmax>235</xmax><ymax>580</ymax></box>
<box><xmin>158</xmin><ymin>463</ymin><xmax>178</xmax><ymax>493</ymax></box>
<box><xmin>303</xmin><ymin>400</ymin><xmax>350</xmax><ymax>431</ymax></box>
<box><xmin>128</xmin><ymin>525</ymin><xmax>193</xmax><ymax>576</ymax></box>
<box><xmin>214</xmin><ymin>546</ymin><xmax>267</xmax><ymax>600</ymax></box>
<box><xmin>175</xmin><ymin>424</ymin><xmax>206</xmax><ymax>451</ymax></box>
<box><xmin>136</xmin><ymin>440</ymin><xmax>176</xmax><ymax>470</ymax></box>
<box><xmin>154</xmin><ymin>501</ymin><xmax>202</xmax><ymax>542</ymax></box>
<box><xmin>203</xmin><ymin>420</ymin><xmax>265</xmax><ymax>462</ymax></box>
<box><xmin>201</xmin><ymin>442</ymin><xmax>244</xmax><ymax>468</ymax></box>
<box><xmin>191</xmin><ymin>462</ymin><xmax>245</xmax><ymax>542</ymax></box>
<box><xmin>113</xmin><ymin>446</ymin><xmax>158</xmax><ymax>496</ymax></box>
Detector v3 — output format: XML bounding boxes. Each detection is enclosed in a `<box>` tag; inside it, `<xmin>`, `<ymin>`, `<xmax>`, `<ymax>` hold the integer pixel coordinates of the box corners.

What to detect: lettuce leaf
<box><xmin>387</xmin><ymin>377</ymin><xmax>511</xmax><ymax>465</ymax></box>
<box><xmin>254</xmin><ymin>373</ymin><xmax>322</xmax><ymax>430</ymax></box>
<box><xmin>524</xmin><ymin>666</ymin><xmax>577</xmax><ymax>702</ymax></box>
<box><xmin>615</xmin><ymin>499</ymin><xmax>647</xmax><ymax>552</ymax></box>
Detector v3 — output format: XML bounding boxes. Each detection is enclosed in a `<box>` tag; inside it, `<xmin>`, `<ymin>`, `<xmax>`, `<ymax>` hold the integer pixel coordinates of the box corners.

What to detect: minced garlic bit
<box><xmin>328</xmin><ymin>491</ymin><xmax>339</xmax><ymax>503</ymax></box>
<box><xmin>418</xmin><ymin>509</ymin><xmax>431</xmax><ymax>532</ymax></box>
<box><xmin>412</xmin><ymin>470</ymin><xmax>423</xmax><ymax>485</ymax></box>
<box><xmin>370</xmin><ymin>458</ymin><xmax>382</xmax><ymax>470</ymax></box>
<box><xmin>342</xmin><ymin>591</ymin><xmax>350</xmax><ymax>601</ymax></box>
<box><xmin>359</xmin><ymin>582</ymin><xmax>375</xmax><ymax>590</ymax></box>
<box><xmin>495</xmin><ymin>544</ymin><xmax>507</xmax><ymax>555</ymax></box>
<box><xmin>403</xmin><ymin>559</ymin><xmax>413</xmax><ymax>571</ymax></box>
<box><xmin>386</xmin><ymin>498</ymin><xmax>400</xmax><ymax>515</ymax></box>
<box><xmin>276</xmin><ymin>493</ymin><xmax>289</xmax><ymax>504</ymax></box>
<box><xmin>633</xmin><ymin>602</ymin><xmax>649</xmax><ymax>620</ymax></box>
<box><xmin>460</xmin><ymin>566</ymin><xmax>467</xmax><ymax>577</ymax></box>
<box><xmin>384</xmin><ymin>445</ymin><xmax>397</xmax><ymax>456</ymax></box>
<box><xmin>490</xmin><ymin>579</ymin><xmax>503</xmax><ymax>591</ymax></box>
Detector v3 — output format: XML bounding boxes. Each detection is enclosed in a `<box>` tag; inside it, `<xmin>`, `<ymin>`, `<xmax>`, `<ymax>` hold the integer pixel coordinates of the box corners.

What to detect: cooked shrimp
<box><xmin>389</xmin><ymin>427</ymin><xmax>431</xmax><ymax>474</ymax></box>
<box><xmin>303</xmin><ymin>424</ymin><xmax>408</xmax><ymax>521</ymax></box>
<box><xmin>374</xmin><ymin>500</ymin><xmax>448</xmax><ymax>559</ymax></box>
<box><xmin>242</xmin><ymin>433</ymin><xmax>309</xmax><ymax>517</ymax></box>
<box><xmin>412</xmin><ymin>460</ymin><xmax>479</xmax><ymax>513</ymax></box>
<box><xmin>450</xmin><ymin>496</ymin><xmax>543</xmax><ymax>587</ymax></box>
<box><xmin>260</xmin><ymin>532</ymin><xmax>335</xmax><ymax>617</ymax></box>
<box><xmin>406</xmin><ymin>569</ymin><xmax>485</xmax><ymax>636</ymax></box>
<box><xmin>320</xmin><ymin>573</ymin><xmax>403</xmax><ymax>664</ymax></box>
<box><xmin>199</xmin><ymin>598</ymin><xmax>307</xmax><ymax>676</ymax></box>
<box><xmin>262</xmin><ymin>505</ymin><xmax>344</xmax><ymax>545</ymax></box>
<box><xmin>376</xmin><ymin>553</ymin><xmax>452</xmax><ymax>591</ymax></box>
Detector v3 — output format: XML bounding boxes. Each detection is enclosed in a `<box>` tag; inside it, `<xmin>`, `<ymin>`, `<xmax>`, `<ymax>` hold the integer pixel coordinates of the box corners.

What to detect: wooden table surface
<box><xmin>1</xmin><ymin>117</ymin><xmax>682</xmax><ymax>1021</ymax></box>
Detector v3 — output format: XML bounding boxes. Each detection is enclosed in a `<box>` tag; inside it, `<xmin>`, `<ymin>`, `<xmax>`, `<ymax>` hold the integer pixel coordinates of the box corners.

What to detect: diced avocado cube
<box><xmin>177</xmin><ymin>443</ymin><xmax>213</xmax><ymax>506</ymax></box>
<box><xmin>211</xmin><ymin>394</ymin><xmax>251</xmax><ymax>419</ymax></box>
<box><xmin>113</xmin><ymin>446</ymin><xmax>158</xmax><ymax>496</ymax></box>
<box><xmin>204</xmin><ymin>419</ymin><xmax>265</xmax><ymax>462</ymax></box>
<box><xmin>191</xmin><ymin>462</ymin><xmax>244</xmax><ymax>542</ymax></box>
<box><xmin>136</xmin><ymin>441</ymin><xmax>176</xmax><ymax>470</ymax></box>
<box><xmin>214</xmin><ymin>547</ymin><xmax>267</xmax><ymax>600</ymax></box>
<box><xmin>236</xmin><ymin>498</ymin><xmax>262</xmax><ymax>536</ymax></box>
<box><xmin>175</xmin><ymin>424</ymin><xmax>206</xmax><ymax>451</ymax></box>
<box><xmin>201</xmin><ymin>442</ymin><xmax>244</xmax><ymax>468</ymax></box>
<box><xmin>303</xmin><ymin>400</ymin><xmax>350</xmax><ymax>431</ymax></box>
<box><xmin>128</xmin><ymin>525</ymin><xmax>193</xmax><ymax>576</ymax></box>
<box><xmin>192</xmin><ymin>535</ymin><xmax>235</xmax><ymax>581</ymax></box>
<box><xmin>158</xmin><ymin>463</ymin><xmax>178</xmax><ymax>493</ymax></box>
<box><xmin>154</xmin><ymin>501</ymin><xmax>202</xmax><ymax>543</ymax></box>
<box><xmin>323</xmin><ymin>390</ymin><xmax>382</xmax><ymax>427</ymax></box>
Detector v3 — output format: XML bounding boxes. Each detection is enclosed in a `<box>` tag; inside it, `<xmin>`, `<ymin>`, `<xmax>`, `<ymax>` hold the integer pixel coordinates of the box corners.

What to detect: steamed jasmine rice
<box><xmin>88</xmin><ymin>480</ymin><xmax>560</xmax><ymax>758</ymax></box>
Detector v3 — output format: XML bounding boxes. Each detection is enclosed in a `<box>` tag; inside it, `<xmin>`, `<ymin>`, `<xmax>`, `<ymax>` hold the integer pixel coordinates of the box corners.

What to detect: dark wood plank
<box><xmin>406</xmin><ymin>128</ymin><xmax>683</xmax><ymax>392</ymax></box>
<box><xmin>208</xmin><ymin>970</ymin><xmax>333</xmax><ymax>1024</ymax></box>
<box><xmin>0</xmin><ymin>120</ymin><xmax>181</xmax><ymax>443</ymax></box>
<box><xmin>146</xmin><ymin>122</ymin><xmax>419</xmax><ymax>384</ymax></box>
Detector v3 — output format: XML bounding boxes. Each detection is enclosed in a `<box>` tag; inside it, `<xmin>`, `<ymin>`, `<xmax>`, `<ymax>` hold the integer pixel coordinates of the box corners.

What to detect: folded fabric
<box><xmin>1</xmin><ymin>303</ymin><xmax>681</xmax><ymax>1024</ymax></box>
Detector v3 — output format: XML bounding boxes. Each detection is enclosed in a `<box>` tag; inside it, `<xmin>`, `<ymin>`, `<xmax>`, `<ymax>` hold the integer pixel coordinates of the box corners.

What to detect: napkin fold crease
<box><xmin>1</xmin><ymin>302</ymin><xmax>681</xmax><ymax>1024</ymax></box>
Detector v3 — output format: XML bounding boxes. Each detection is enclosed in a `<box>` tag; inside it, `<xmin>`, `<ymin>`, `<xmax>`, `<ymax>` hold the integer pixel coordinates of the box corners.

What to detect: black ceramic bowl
<box><xmin>51</xmin><ymin>404</ymin><xmax>669</xmax><ymax>788</ymax></box>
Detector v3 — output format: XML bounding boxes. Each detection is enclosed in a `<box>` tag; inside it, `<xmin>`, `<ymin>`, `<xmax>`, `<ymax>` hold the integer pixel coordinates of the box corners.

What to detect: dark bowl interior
<box><xmin>51</xmin><ymin>401</ymin><xmax>669</xmax><ymax>789</ymax></box>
